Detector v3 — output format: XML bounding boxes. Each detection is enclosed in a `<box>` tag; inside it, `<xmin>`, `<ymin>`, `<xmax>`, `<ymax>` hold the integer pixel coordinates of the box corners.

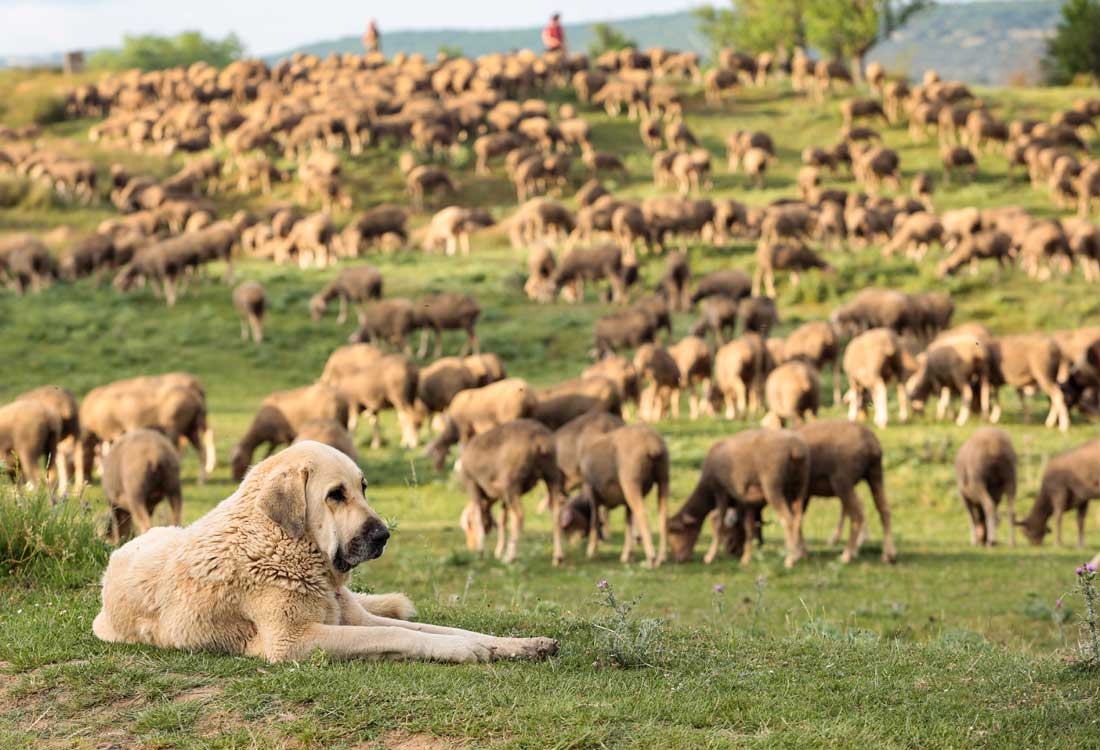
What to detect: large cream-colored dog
<box><xmin>93</xmin><ymin>441</ymin><xmax>558</xmax><ymax>663</ymax></box>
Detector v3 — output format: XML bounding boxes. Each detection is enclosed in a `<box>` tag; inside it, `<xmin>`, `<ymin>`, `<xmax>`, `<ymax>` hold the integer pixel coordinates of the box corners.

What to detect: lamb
<box><xmin>426</xmin><ymin>379</ymin><xmax>537</xmax><ymax>470</ymax></box>
<box><xmin>633</xmin><ymin>344</ymin><xmax>681</xmax><ymax>421</ymax></box>
<box><xmin>668</xmin><ymin>336</ymin><xmax>713</xmax><ymax>420</ymax></box>
<box><xmin>458</xmin><ymin>420</ymin><xmax>566</xmax><ymax>565</ymax></box>
<box><xmin>412</xmin><ymin>293</ymin><xmax>481</xmax><ymax>358</ymax></box>
<box><xmin>753</xmin><ymin>239</ymin><xmax>831</xmax><ymax>297</ymax></box>
<box><xmin>666</xmin><ymin>429</ymin><xmax>810</xmax><ymax>567</ymax></box>
<box><xmin>712</xmin><ymin>333</ymin><xmax>774</xmax><ymax>420</ymax></box>
<box><xmin>293</xmin><ymin>419</ymin><xmax>359</xmax><ymax>462</ymax></box>
<box><xmin>559</xmin><ymin>424</ymin><xmax>670</xmax><ymax>566</ymax></box>
<box><xmin>841</xmin><ymin>98</ymin><xmax>887</xmax><ymax>127</ymax></box>
<box><xmin>233</xmin><ymin>281</ymin><xmax>266</xmax><ymax>343</ymax></box>
<box><xmin>102</xmin><ymin>429</ymin><xmax>182</xmax><ymax>543</ymax></box>
<box><xmin>763</xmin><ymin>360</ymin><xmax>821</xmax><ymax>428</ymax></box>
<box><xmin>1018</xmin><ymin>439</ymin><xmax>1100</xmax><ymax>547</ymax></box>
<box><xmin>0</xmin><ymin>400</ymin><xmax>62</xmax><ymax>491</ymax></box>
<box><xmin>843</xmin><ymin>328</ymin><xmax>915</xmax><ymax>428</ymax></box>
<box><xmin>955</xmin><ymin>428</ymin><xmax>1017</xmax><ymax>548</ymax></box>
<box><xmin>58</xmin><ymin>234</ymin><xmax>116</xmax><ymax>282</ymax></box>
<box><xmin>741</xmin><ymin>147</ymin><xmax>771</xmax><ymax>188</ymax></box>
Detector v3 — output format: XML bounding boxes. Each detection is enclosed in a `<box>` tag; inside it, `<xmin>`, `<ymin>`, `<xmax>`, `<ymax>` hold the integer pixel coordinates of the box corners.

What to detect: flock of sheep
<box><xmin>3</xmin><ymin>42</ymin><xmax>1100</xmax><ymax>568</ymax></box>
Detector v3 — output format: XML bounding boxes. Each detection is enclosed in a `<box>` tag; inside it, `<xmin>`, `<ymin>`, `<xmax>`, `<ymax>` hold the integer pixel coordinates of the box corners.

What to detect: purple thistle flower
<box><xmin>1056</xmin><ymin>598</ymin><xmax>1064</xmax><ymax>609</ymax></box>
<box><xmin>713</xmin><ymin>583</ymin><xmax>725</xmax><ymax>594</ymax></box>
<box><xmin>1077</xmin><ymin>567</ymin><xmax>1085</xmax><ymax>577</ymax></box>
<box><xmin>597</xmin><ymin>579</ymin><xmax>609</xmax><ymax>591</ymax></box>
<box><xmin>1088</xmin><ymin>563</ymin><xmax>1097</xmax><ymax>573</ymax></box>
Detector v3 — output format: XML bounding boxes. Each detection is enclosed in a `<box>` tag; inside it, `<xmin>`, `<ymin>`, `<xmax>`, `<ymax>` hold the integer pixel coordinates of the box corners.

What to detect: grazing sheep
<box><xmin>426</xmin><ymin>379</ymin><xmax>537</xmax><ymax>470</ymax></box>
<box><xmin>782</xmin><ymin>321</ymin><xmax>842</xmax><ymax>406</ymax></box>
<box><xmin>666</xmin><ymin>429</ymin><xmax>810</xmax><ymax>567</ymax></box>
<box><xmin>559</xmin><ymin>424</ymin><xmax>670</xmax><ymax>566</ymax></box>
<box><xmin>1018</xmin><ymin>439</ymin><xmax>1100</xmax><ymax>547</ymax></box>
<box><xmin>763</xmin><ymin>360</ymin><xmax>821</xmax><ymax>428</ymax></box>
<box><xmin>593</xmin><ymin>307</ymin><xmax>657</xmax><ymax>358</ymax></box>
<box><xmin>532</xmin><ymin>376</ymin><xmax>622</xmax><ymax>430</ymax></box>
<box><xmin>668</xmin><ymin>336</ymin><xmax>713</xmax><ymax>419</ymax></box>
<box><xmin>229</xmin><ymin>405</ymin><xmax>297</xmax><ymax>481</ymax></box>
<box><xmin>0</xmin><ymin>400</ymin><xmax>61</xmax><ymax>490</ymax></box>
<box><xmin>552</xmin><ymin>243</ymin><xmax>629</xmax><ymax>303</ymax></box>
<box><xmin>422</xmin><ymin>206</ymin><xmax>494</xmax><ymax>256</ymax></box>
<box><xmin>349</xmin><ymin>298</ymin><xmax>418</xmax><ymax>352</ymax></box>
<box><xmin>582</xmin><ymin>357</ymin><xmax>640</xmax><ymax>415</ymax></box>
<box><xmin>988</xmin><ymin>334</ymin><xmax>1070</xmax><ymax>432</ymax></box>
<box><xmin>690</xmin><ymin>295</ymin><xmax>739</xmax><ymax>344</ymax></box>
<box><xmin>459</xmin><ymin>420</ymin><xmax>566</xmax><ymax>564</ymax></box>
<box><xmin>102</xmin><ymin>429</ymin><xmax>182</xmax><ymax>543</ymax></box>
<box><xmin>293</xmin><ymin>419</ymin><xmax>359</xmax><ymax>462</ymax></box>
<box><xmin>412</xmin><ymin>293</ymin><xmax>481</xmax><ymax>358</ymax></box>
<box><xmin>955</xmin><ymin>428</ymin><xmax>1017</xmax><ymax>548</ymax></box>
<box><xmin>753</xmin><ymin>239</ymin><xmax>831</xmax><ymax>297</ymax></box>
<box><xmin>937</xmin><ymin>230</ymin><xmax>1014</xmax><ymax>277</ymax></box>
<box><xmin>328</xmin><ymin>354</ymin><xmax>420</xmax><ymax>449</ymax></box>
<box><xmin>554</xmin><ymin>411</ymin><xmax>626</xmax><ymax>492</ymax></box>
<box><xmin>414</xmin><ymin>357</ymin><xmax>479</xmax><ymax>430</ymax></box>
<box><xmin>797</xmin><ymin>421</ymin><xmax>897</xmax><ymax>563</ymax></box>
<box><xmin>712</xmin><ymin>333</ymin><xmax>774</xmax><ymax>420</ymax></box>
<box><xmin>942</xmin><ymin>145</ymin><xmax>978</xmax><ymax>183</ymax></box>
<box><xmin>738</xmin><ymin>296</ymin><xmax>779</xmax><ymax>335</ymax></box>
<box><xmin>633</xmin><ymin>344</ymin><xmax>681</xmax><ymax>421</ymax></box>
<box><xmin>233</xmin><ymin>281</ymin><xmax>266</xmax><ymax>343</ymax></box>
<box><xmin>843</xmin><ymin>328</ymin><xmax>914</xmax><ymax>428</ymax></box>
<box><xmin>15</xmin><ymin>385</ymin><xmax>79</xmax><ymax>491</ymax></box>
<box><xmin>906</xmin><ymin>334</ymin><xmax>992</xmax><ymax>426</ymax></box>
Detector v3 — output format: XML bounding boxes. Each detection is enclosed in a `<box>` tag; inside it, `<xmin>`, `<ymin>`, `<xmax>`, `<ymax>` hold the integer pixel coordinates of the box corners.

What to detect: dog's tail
<box><xmin>359</xmin><ymin>592</ymin><xmax>418</xmax><ymax>621</ymax></box>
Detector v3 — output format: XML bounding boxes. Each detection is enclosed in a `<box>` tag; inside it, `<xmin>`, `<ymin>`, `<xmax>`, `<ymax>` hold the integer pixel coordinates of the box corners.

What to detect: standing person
<box><xmin>542</xmin><ymin>13</ymin><xmax>564</xmax><ymax>53</ymax></box>
<box><xmin>363</xmin><ymin>18</ymin><xmax>381</xmax><ymax>54</ymax></box>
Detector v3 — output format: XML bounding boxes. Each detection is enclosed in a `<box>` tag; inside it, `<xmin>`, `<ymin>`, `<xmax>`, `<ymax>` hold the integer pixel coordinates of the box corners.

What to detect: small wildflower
<box><xmin>1077</xmin><ymin>566</ymin><xmax>1085</xmax><ymax>577</ymax></box>
<box><xmin>1056</xmin><ymin>597</ymin><xmax>1064</xmax><ymax>609</ymax></box>
<box><xmin>597</xmin><ymin>579</ymin><xmax>609</xmax><ymax>591</ymax></box>
<box><xmin>1088</xmin><ymin>563</ymin><xmax>1097</xmax><ymax>573</ymax></box>
<box><xmin>713</xmin><ymin>583</ymin><xmax>725</xmax><ymax>594</ymax></box>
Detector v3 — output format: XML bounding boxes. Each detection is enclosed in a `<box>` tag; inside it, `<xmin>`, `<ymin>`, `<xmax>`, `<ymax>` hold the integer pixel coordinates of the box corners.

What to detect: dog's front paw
<box><xmin>426</xmin><ymin>636</ymin><xmax>493</xmax><ymax>664</ymax></box>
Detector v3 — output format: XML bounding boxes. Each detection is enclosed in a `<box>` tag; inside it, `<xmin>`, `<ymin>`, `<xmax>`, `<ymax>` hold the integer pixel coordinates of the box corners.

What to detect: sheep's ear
<box><xmin>258</xmin><ymin>464</ymin><xmax>310</xmax><ymax>539</ymax></box>
<box><xmin>723</xmin><ymin>508</ymin><xmax>738</xmax><ymax>528</ymax></box>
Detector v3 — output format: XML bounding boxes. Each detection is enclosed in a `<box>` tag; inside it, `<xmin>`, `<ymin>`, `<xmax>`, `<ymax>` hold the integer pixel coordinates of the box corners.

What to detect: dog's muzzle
<box><xmin>333</xmin><ymin>521</ymin><xmax>390</xmax><ymax>572</ymax></box>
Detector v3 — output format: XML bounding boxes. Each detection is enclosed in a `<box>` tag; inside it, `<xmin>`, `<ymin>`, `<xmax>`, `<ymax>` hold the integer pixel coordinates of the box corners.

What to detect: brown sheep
<box><xmin>426</xmin><ymin>379</ymin><xmax>536</xmax><ymax>470</ymax></box>
<box><xmin>233</xmin><ymin>281</ymin><xmax>266</xmax><ymax>344</ymax></box>
<box><xmin>633</xmin><ymin>344</ymin><xmax>681</xmax><ymax>421</ymax></box>
<box><xmin>459</xmin><ymin>420</ymin><xmax>566</xmax><ymax>564</ymax></box>
<box><xmin>738</xmin><ymin>296</ymin><xmax>779</xmax><ymax>335</ymax></box>
<box><xmin>414</xmin><ymin>357</ymin><xmax>479</xmax><ymax>430</ymax></box>
<box><xmin>15</xmin><ymin>385</ymin><xmax>80</xmax><ymax>491</ymax></box>
<box><xmin>906</xmin><ymin>334</ymin><xmax>992</xmax><ymax>426</ymax></box>
<box><xmin>559</xmin><ymin>424</ymin><xmax>670</xmax><ymax>566</ymax></box>
<box><xmin>229</xmin><ymin>405</ymin><xmax>297</xmax><ymax>481</ymax></box>
<box><xmin>666</xmin><ymin>429</ymin><xmax>810</xmax><ymax>567</ymax></box>
<box><xmin>1018</xmin><ymin>439</ymin><xmax>1100</xmax><ymax>547</ymax></box>
<box><xmin>293</xmin><ymin>419</ymin><xmax>359</xmax><ymax>463</ymax></box>
<box><xmin>421</xmin><ymin>206</ymin><xmax>495</xmax><ymax>256</ymax></box>
<box><xmin>310</xmin><ymin>265</ymin><xmax>383</xmax><ymax>325</ymax></box>
<box><xmin>554</xmin><ymin>411</ymin><xmax>626</xmax><ymax>491</ymax></box>
<box><xmin>690</xmin><ymin>295</ymin><xmax>739</xmax><ymax>344</ymax></box>
<box><xmin>753</xmin><ymin>239</ymin><xmax>831</xmax><ymax>297</ymax></box>
<box><xmin>782</xmin><ymin>321</ymin><xmax>842</xmax><ymax>406</ymax></box>
<box><xmin>349</xmin><ymin>298</ymin><xmax>418</xmax><ymax>352</ymax></box>
<box><xmin>843</xmin><ymin>328</ymin><xmax>914</xmax><ymax>428</ymax></box>
<box><xmin>955</xmin><ymin>428</ymin><xmax>1017</xmax><ymax>548</ymax></box>
<box><xmin>668</xmin><ymin>336</ymin><xmax>713</xmax><ymax>419</ymax></box>
<box><xmin>593</xmin><ymin>307</ymin><xmax>657</xmax><ymax>358</ymax></box>
<box><xmin>712</xmin><ymin>333</ymin><xmax>774</xmax><ymax>419</ymax></box>
<box><xmin>936</xmin><ymin>230</ymin><xmax>1014</xmax><ymax>277</ymax></box>
<box><xmin>797</xmin><ymin>421</ymin><xmax>897</xmax><ymax>563</ymax></box>
<box><xmin>552</xmin><ymin>243</ymin><xmax>629</xmax><ymax>303</ymax></box>
<box><xmin>406</xmin><ymin>164</ymin><xmax>456</xmax><ymax>208</ymax></box>
<box><xmin>327</xmin><ymin>354</ymin><xmax>420</xmax><ymax>449</ymax></box>
<box><xmin>583</xmin><ymin>357</ymin><xmax>640</xmax><ymax>416</ymax></box>
<box><xmin>412</xmin><ymin>293</ymin><xmax>481</xmax><ymax>358</ymax></box>
<box><xmin>0</xmin><ymin>400</ymin><xmax>61</xmax><ymax>491</ymax></box>
<box><xmin>101</xmin><ymin>429</ymin><xmax>182</xmax><ymax>544</ymax></box>
<box><xmin>531</xmin><ymin>376</ymin><xmax>622</xmax><ymax>430</ymax></box>
<box><xmin>763</xmin><ymin>360</ymin><xmax>821</xmax><ymax>428</ymax></box>
<box><xmin>988</xmin><ymin>334</ymin><xmax>1069</xmax><ymax>432</ymax></box>
<box><xmin>941</xmin><ymin>145</ymin><xmax>978</xmax><ymax>183</ymax></box>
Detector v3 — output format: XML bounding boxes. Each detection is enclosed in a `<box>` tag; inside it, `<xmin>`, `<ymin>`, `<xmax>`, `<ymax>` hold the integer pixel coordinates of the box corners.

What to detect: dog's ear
<box><xmin>259</xmin><ymin>464</ymin><xmax>310</xmax><ymax>539</ymax></box>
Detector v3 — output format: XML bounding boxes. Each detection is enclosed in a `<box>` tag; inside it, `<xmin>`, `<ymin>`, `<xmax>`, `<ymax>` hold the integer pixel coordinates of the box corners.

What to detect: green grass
<box><xmin>2</xmin><ymin>73</ymin><xmax>1100</xmax><ymax>748</ymax></box>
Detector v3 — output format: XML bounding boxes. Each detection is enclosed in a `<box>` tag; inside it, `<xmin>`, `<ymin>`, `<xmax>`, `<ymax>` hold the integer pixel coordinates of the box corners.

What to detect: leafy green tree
<box><xmin>587</xmin><ymin>24</ymin><xmax>638</xmax><ymax>58</ymax></box>
<box><xmin>695</xmin><ymin>0</ymin><xmax>932</xmax><ymax>77</ymax></box>
<box><xmin>437</xmin><ymin>44</ymin><xmax>464</xmax><ymax>60</ymax></box>
<box><xmin>89</xmin><ymin>31</ymin><xmax>243</xmax><ymax>72</ymax></box>
<box><xmin>1043</xmin><ymin>0</ymin><xmax>1100</xmax><ymax>84</ymax></box>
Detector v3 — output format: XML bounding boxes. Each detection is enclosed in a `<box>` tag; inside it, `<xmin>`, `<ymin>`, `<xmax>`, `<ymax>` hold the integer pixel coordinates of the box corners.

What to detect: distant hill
<box><xmin>262</xmin><ymin>11</ymin><xmax>708</xmax><ymax>64</ymax></box>
<box><xmin>869</xmin><ymin>0</ymin><xmax>1062</xmax><ymax>85</ymax></box>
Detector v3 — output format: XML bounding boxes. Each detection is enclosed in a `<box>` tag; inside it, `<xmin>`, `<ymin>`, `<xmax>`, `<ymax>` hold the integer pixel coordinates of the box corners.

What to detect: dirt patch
<box><xmin>171</xmin><ymin>685</ymin><xmax>222</xmax><ymax>703</ymax></box>
<box><xmin>359</xmin><ymin>732</ymin><xmax>468</xmax><ymax>750</ymax></box>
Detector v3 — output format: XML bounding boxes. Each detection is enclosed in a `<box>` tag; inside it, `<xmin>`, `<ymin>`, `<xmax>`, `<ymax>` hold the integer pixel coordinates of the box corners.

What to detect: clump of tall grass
<box><xmin>0</xmin><ymin>484</ymin><xmax>110</xmax><ymax>587</ymax></box>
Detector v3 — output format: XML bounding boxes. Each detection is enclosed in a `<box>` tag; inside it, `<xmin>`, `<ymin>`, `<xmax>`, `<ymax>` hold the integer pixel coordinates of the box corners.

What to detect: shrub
<box><xmin>0</xmin><ymin>485</ymin><xmax>111</xmax><ymax>588</ymax></box>
<box><xmin>27</xmin><ymin>94</ymin><xmax>68</xmax><ymax>126</ymax></box>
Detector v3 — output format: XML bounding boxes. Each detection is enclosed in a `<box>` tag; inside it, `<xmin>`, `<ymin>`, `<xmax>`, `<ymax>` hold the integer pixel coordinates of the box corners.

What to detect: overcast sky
<box><xmin>2</xmin><ymin>0</ymin><xmax>697</xmax><ymax>58</ymax></box>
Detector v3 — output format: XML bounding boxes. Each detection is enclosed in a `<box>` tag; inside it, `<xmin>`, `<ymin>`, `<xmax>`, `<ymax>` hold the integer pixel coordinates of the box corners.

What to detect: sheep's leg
<box><xmin>622</xmin><ymin>484</ymin><xmax>656</xmax><ymax>567</ymax></box>
<box><xmin>337</xmin><ymin>296</ymin><xmax>348</xmax><ymax>325</ymax></box>
<box><xmin>620</xmin><ymin>510</ymin><xmax>636</xmax><ymax>563</ymax></box>
<box><xmin>503</xmin><ymin>493</ymin><xmax>524</xmax><ymax>564</ymax></box>
<box><xmin>1077</xmin><ymin>505</ymin><xmax>1088</xmax><ymax>549</ymax></box>
<box><xmin>417</xmin><ymin>329</ymin><xmax>431</xmax><ymax>359</ymax></box>
<box><xmin>936</xmin><ymin>386</ymin><xmax>951</xmax><ymax>421</ymax></box>
<box><xmin>494</xmin><ymin>504</ymin><xmax>508</xmax><ymax>560</ymax></box>
<box><xmin>872</xmin><ymin>380</ymin><xmax>888</xmax><ymax>428</ymax></box>
<box><xmin>704</xmin><ymin>509</ymin><xmax>725</xmax><ymax>565</ymax></box>
<box><xmin>837</xmin><ymin>488</ymin><xmax>865</xmax><ymax>563</ymax></box>
<box><xmin>250</xmin><ymin>314</ymin><xmax>264</xmax><ymax>344</ymax></box>
<box><xmin>586</xmin><ymin>496</ymin><xmax>601</xmax><ymax>559</ymax></box>
<box><xmin>433</xmin><ymin>329</ymin><xmax>444</xmax><ymax>359</ymax></box>
<box><xmin>240</xmin><ymin>318</ymin><xmax>249</xmax><ymax>341</ymax></box>
<box><xmin>829</xmin><ymin>504</ymin><xmax>846</xmax><ymax>546</ymax></box>
<box><xmin>896</xmin><ymin>383</ymin><xmax>909</xmax><ymax>423</ymax></box>
<box><xmin>956</xmin><ymin>384</ymin><xmax>972</xmax><ymax>426</ymax></box>
<box><xmin>128</xmin><ymin>497</ymin><xmax>155</xmax><ymax>536</ymax></box>
<box><xmin>1055</xmin><ymin>506</ymin><xmax>1065</xmax><ymax>547</ymax></box>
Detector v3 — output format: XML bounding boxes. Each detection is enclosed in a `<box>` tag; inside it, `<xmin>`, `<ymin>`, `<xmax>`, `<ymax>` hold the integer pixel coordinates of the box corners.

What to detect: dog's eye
<box><xmin>327</xmin><ymin>486</ymin><xmax>346</xmax><ymax>503</ymax></box>
<box><xmin>360</xmin><ymin>478</ymin><xmax>368</xmax><ymax>494</ymax></box>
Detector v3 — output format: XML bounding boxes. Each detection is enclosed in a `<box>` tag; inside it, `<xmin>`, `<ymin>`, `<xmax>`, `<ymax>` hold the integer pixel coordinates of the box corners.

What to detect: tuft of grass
<box><xmin>0</xmin><ymin>485</ymin><xmax>111</xmax><ymax>587</ymax></box>
<box><xmin>591</xmin><ymin>580</ymin><xmax>666</xmax><ymax>669</ymax></box>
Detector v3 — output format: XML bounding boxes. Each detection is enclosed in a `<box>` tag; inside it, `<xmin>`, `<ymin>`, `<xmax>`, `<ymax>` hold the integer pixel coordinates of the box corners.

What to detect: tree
<box><xmin>89</xmin><ymin>31</ymin><xmax>243</xmax><ymax>72</ymax></box>
<box><xmin>1043</xmin><ymin>0</ymin><xmax>1100</xmax><ymax>84</ymax></box>
<box><xmin>694</xmin><ymin>0</ymin><xmax>932</xmax><ymax>77</ymax></box>
<box><xmin>587</xmin><ymin>24</ymin><xmax>638</xmax><ymax>58</ymax></box>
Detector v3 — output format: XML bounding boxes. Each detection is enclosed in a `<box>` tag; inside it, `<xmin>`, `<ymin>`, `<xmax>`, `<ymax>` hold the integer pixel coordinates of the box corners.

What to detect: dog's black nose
<box><xmin>363</xmin><ymin>522</ymin><xmax>390</xmax><ymax>559</ymax></box>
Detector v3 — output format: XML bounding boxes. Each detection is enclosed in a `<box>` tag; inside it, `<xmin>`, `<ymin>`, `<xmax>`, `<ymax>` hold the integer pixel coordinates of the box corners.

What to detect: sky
<box><xmin>1</xmin><ymin>0</ymin><xmax>697</xmax><ymax>58</ymax></box>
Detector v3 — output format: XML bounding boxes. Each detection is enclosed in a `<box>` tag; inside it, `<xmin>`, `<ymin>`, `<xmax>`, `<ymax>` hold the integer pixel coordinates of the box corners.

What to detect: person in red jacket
<box><xmin>542</xmin><ymin>13</ymin><xmax>564</xmax><ymax>53</ymax></box>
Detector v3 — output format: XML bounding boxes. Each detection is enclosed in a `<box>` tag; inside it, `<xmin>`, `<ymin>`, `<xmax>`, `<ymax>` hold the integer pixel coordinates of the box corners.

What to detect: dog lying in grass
<box><xmin>93</xmin><ymin>441</ymin><xmax>558</xmax><ymax>664</ymax></box>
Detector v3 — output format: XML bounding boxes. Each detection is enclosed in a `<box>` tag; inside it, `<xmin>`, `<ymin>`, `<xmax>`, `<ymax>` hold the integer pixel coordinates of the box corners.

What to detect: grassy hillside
<box><xmin>2</xmin><ymin>68</ymin><xmax>1100</xmax><ymax>746</ymax></box>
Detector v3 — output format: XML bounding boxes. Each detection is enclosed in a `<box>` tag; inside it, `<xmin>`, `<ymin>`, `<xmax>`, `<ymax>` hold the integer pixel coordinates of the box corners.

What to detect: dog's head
<box><xmin>247</xmin><ymin>441</ymin><xmax>389</xmax><ymax>572</ymax></box>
